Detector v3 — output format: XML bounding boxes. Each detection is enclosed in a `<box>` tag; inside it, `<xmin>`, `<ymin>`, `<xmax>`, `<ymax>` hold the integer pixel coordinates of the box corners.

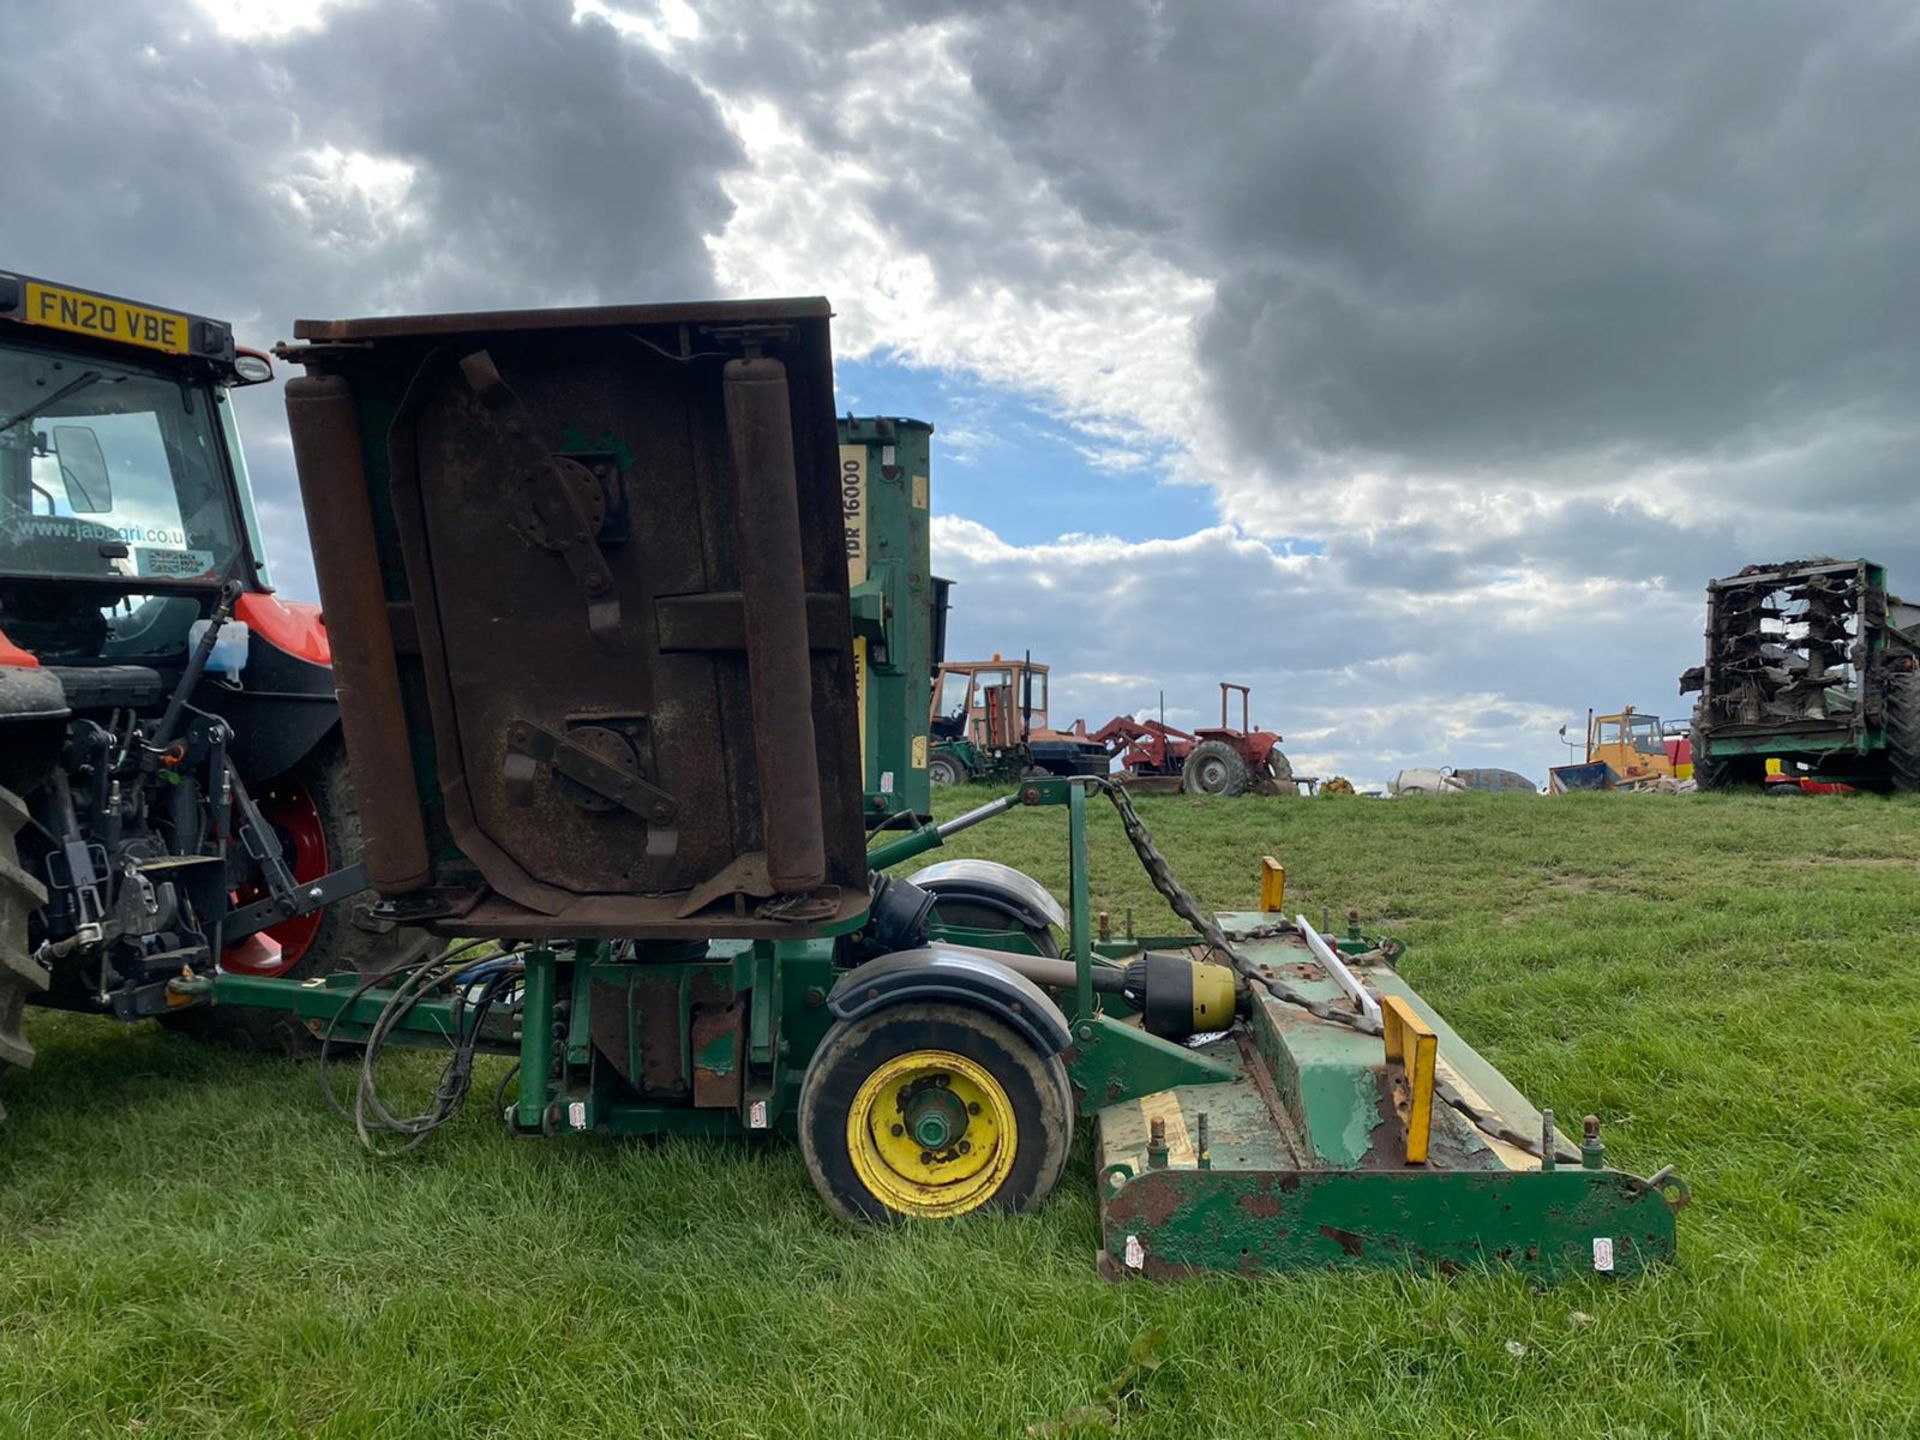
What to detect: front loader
<box><xmin>173</xmin><ymin>295</ymin><xmax>1685</xmax><ymax>1281</ymax></box>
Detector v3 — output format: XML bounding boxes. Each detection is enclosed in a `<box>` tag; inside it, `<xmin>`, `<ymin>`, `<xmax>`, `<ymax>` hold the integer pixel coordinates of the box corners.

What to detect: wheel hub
<box><xmin>847</xmin><ymin>1049</ymin><xmax>1017</xmax><ymax>1218</ymax></box>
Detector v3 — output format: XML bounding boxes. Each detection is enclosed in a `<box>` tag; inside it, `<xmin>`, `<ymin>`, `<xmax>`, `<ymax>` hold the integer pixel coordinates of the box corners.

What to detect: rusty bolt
<box><xmin>967</xmin><ymin>1102</ymin><xmax>981</xmax><ymax>1116</ymax></box>
<box><xmin>958</xmin><ymin>1140</ymin><xmax>972</xmax><ymax>1154</ymax></box>
<box><xmin>919</xmin><ymin>1150</ymin><xmax>934</xmax><ymax>1165</ymax></box>
<box><xmin>1583</xmin><ymin>1114</ymin><xmax>1601</xmax><ymax>1140</ymax></box>
<box><xmin>891</xmin><ymin>1124</ymin><xmax>905</xmax><ymax>1138</ymax></box>
<box><xmin>804</xmin><ymin>986</ymin><xmax>826</xmax><ymax>1008</ymax></box>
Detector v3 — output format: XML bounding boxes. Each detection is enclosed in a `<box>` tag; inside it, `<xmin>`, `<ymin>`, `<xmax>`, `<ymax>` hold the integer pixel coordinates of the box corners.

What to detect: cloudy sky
<box><xmin>6</xmin><ymin>0</ymin><xmax>1917</xmax><ymax>784</ymax></box>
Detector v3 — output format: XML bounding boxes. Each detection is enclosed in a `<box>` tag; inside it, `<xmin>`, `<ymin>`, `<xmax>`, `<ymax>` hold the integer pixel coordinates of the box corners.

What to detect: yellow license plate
<box><xmin>22</xmin><ymin>281</ymin><xmax>190</xmax><ymax>356</ymax></box>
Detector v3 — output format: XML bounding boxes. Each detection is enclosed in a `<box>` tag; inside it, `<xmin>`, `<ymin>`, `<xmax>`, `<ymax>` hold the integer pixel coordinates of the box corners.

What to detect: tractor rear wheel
<box><xmin>172</xmin><ymin>735</ymin><xmax>437</xmax><ymax>1053</ymax></box>
<box><xmin>799</xmin><ymin>1002</ymin><xmax>1072</xmax><ymax>1224</ymax></box>
<box><xmin>0</xmin><ymin>786</ymin><xmax>49</xmax><ymax>1126</ymax></box>
<box><xmin>1182</xmin><ymin>740</ymin><xmax>1250</xmax><ymax>797</ymax></box>
<box><xmin>1886</xmin><ymin>671</ymin><xmax>1920</xmax><ymax>793</ymax></box>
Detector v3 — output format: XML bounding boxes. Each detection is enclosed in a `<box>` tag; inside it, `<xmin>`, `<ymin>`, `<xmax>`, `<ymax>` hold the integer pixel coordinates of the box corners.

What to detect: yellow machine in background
<box><xmin>1552</xmin><ymin>707</ymin><xmax>1692</xmax><ymax>791</ymax></box>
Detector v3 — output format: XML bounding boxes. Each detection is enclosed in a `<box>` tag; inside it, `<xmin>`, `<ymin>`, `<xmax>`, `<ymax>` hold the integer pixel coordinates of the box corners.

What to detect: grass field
<box><xmin>3</xmin><ymin>790</ymin><xmax>1919</xmax><ymax>1438</ymax></box>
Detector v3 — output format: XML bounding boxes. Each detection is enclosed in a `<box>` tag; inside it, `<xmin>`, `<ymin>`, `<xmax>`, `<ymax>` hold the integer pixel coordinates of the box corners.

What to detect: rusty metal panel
<box><xmin>283</xmin><ymin>299</ymin><xmax>866</xmax><ymax>938</ymax></box>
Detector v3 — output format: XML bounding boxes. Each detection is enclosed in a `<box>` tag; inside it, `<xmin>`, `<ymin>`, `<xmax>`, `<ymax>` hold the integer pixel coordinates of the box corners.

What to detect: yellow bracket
<box><xmin>1258</xmin><ymin>856</ymin><xmax>1286</xmax><ymax>913</ymax></box>
<box><xmin>1382</xmin><ymin>995</ymin><xmax>1436</xmax><ymax>1165</ymax></box>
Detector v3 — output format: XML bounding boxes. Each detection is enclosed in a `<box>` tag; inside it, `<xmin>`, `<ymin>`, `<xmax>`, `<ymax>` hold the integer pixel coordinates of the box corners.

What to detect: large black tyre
<box><xmin>1182</xmin><ymin>739</ymin><xmax>1250</xmax><ymax>797</ymax></box>
<box><xmin>0</xmin><ymin>787</ymin><xmax>49</xmax><ymax>1126</ymax></box>
<box><xmin>1886</xmin><ymin>671</ymin><xmax>1920</xmax><ymax>794</ymax></box>
<box><xmin>172</xmin><ymin>734</ymin><xmax>437</xmax><ymax>1053</ymax></box>
<box><xmin>799</xmin><ymin>1001</ymin><xmax>1073</xmax><ymax>1224</ymax></box>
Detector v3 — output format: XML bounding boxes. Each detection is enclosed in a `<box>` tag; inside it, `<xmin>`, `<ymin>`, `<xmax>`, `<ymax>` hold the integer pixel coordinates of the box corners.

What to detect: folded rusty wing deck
<box><xmin>279</xmin><ymin>300</ymin><xmax>866</xmax><ymax>938</ymax></box>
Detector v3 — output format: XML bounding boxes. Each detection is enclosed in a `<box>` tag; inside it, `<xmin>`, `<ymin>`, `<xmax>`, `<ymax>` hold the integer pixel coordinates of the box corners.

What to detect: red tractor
<box><xmin>1089</xmin><ymin>683</ymin><xmax>1295</xmax><ymax>797</ymax></box>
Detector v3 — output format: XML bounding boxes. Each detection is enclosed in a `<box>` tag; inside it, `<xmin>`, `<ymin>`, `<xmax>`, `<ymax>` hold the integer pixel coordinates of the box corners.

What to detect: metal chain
<box><xmin>1094</xmin><ymin>780</ymin><xmax>1379</xmax><ymax>1033</ymax></box>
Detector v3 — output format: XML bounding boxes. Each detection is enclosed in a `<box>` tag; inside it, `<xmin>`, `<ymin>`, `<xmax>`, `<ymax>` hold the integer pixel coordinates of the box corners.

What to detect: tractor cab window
<box><xmin>936</xmin><ymin>668</ymin><xmax>972</xmax><ymax>721</ymax></box>
<box><xmin>1626</xmin><ymin>714</ymin><xmax>1664</xmax><ymax>754</ymax></box>
<box><xmin>1595</xmin><ymin>719</ymin><xmax>1624</xmax><ymax>746</ymax></box>
<box><xmin>0</xmin><ymin>341</ymin><xmax>241</xmax><ymax>585</ymax></box>
<box><xmin>1021</xmin><ymin>669</ymin><xmax>1048</xmax><ymax>725</ymax></box>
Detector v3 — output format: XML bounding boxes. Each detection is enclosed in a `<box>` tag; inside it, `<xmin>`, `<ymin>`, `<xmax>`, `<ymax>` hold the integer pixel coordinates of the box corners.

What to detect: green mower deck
<box><xmin>1088</xmin><ymin>919</ymin><xmax>1683</xmax><ymax>1281</ymax></box>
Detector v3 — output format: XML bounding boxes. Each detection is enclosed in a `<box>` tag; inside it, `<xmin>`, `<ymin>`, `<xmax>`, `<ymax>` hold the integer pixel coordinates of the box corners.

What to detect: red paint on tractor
<box><xmin>222</xmin><ymin>779</ymin><xmax>330</xmax><ymax>975</ymax></box>
<box><xmin>235</xmin><ymin>592</ymin><xmax>331</xmax><ymax>667</ymax></box>
<box><xmin>0</xmin><ymin>625</ymin><xmax>39</xmax><ymax>668</ymax></box>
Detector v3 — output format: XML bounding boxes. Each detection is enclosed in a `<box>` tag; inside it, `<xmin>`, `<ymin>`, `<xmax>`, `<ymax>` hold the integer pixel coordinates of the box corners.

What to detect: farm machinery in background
<box><xmin>1090</xmin><ymin>683</ymin><xmax>1298</xmax><ymax>796</ymax></box>
<box><xmin>926</xmin><ymin>655</ymin><xmax>1108</xmax><ymax>785</ymax></box>
<box><xmin>1547</xmin><ymin>707</ymin><xmax>1691</xmax><ymax>793</ymax></box>
<box><xmin>0</xmin><ymin>270</ymin><xmax>429</xmax><ymax>1111</ymax></box>
<box><xmin>1680</xmin><ymin>559</ymin><xmax>1919</xmax><ymax>792</ymax></box>
<box><xmin>129</xmin><ymin>293</ymin><xmax>1684</xmax><ymax>1282</ymax></box>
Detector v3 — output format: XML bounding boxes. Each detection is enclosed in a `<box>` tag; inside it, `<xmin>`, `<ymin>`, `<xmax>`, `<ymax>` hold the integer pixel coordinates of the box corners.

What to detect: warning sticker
<box><xmin>1592</xmin><ymin>1237</ymin><xmax>1615</xmax><ymax>1273</ymax></box>
<box><xmin>135</xmin><ymin>546</ymin><xmax>218</xmax><ymax>579</ymax></box>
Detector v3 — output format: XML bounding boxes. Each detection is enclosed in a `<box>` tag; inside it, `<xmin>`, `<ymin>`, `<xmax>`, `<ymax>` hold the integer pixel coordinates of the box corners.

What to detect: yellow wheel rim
<box><xmin>846</xmin><ymin>1049</ymin><xmax>1018</xmax><ymax>1219</ymax></box>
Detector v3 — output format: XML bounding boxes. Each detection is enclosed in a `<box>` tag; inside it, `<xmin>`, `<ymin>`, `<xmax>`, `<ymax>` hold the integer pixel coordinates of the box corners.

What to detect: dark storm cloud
<box><xmin>947</xmin><ymin>0</ymin><xmax>1920</xmax><ymax>478</ymax></box>
<box><xmin>0</xmin><ymin>0</ymin><xmax>743</xmax><ymax>594</ymax></box>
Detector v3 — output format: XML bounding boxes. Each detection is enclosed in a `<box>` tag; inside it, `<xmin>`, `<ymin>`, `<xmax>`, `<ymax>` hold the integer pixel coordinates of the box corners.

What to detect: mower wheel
<box><xmin>1182</xmin><ymin>740</ymin><xmax>1250</xmax><ymax>797</ymax></box>
<box><xmin>171</xmin><ymin>734</ymin><xmax>438</xmax><ymax>1054</ymax></box>
<box><xmin>1887</xmin><ymin>671</ymin><xmax>1920</xmax><ymax>794</ymax></box>
<box><xmin>927</xmin><ymin>752</ymin><xmax>967</xmax><ymax>786</ymax></box>
<box><xmin>799</xmin><ymin>1001</ymin><xmax>1072</xmax><ymax>1224</ymax></box>
<box><xmin>0</xmin><ymin>786</ymin><xmax>48</xmax><ymax>1126</ymax></box>
<box><xmin>924</xmin><ymin>895</ymin><xmax>1060</xmax><ymax>958</ymax></box>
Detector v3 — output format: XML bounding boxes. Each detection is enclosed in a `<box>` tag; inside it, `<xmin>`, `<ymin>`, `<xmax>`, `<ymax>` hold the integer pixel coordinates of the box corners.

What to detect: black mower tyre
<box><xmin>1886</xmin><ymin>670</ymin><xmax>1920</xmax><ymax>794</ymax></box>
<box><xmin>1183</xmin><ymin>739</ymin><xmax>1250</xmax><ymax>797</ymax></box>
<box><xmin>0</xmin><ymin>786</ymin><xmax>48</xmax><ymax>1126</ymax></box>
<box><xmin>171</xmin><ymin>734</ymin><xmax>438</xmax><ymax>1054</ymax></box>
<box><xmin>799</xmin><ymin>1002</ymin><xmax>1073</xmax><ymax>1224</ymax></box>
<box><xmin>924</xmin><ymin>894</ymin><xmax>1060</xmax><ymax>958</ymax></box>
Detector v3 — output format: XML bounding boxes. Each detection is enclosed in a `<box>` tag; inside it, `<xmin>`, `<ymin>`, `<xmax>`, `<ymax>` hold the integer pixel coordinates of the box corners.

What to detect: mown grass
<box><xmin>3</xmin><ymin>790</ymin><xmax>1919</xmax><ymax>1438</ymax></box>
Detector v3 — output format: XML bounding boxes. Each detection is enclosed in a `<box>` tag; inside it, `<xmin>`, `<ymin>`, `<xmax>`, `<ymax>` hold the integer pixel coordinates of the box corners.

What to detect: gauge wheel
<box><xmin>171</xmin><ymin>734</ymin><xmax>437</xmax><ymax>1053</ymax></box>
<box><xmin>0</xmin><ymin>787</ymin><xmax>49</xmax><ymax>1128</ymax></box>
<box><xmin>799</xmin><ymin>1002</ymin><xmax>1072</xmax><ymax>1223</ymax></box>
<box><xmin>1182</xmin><ymin>739</ymin><xmax>1250</xmax><ymax>797</ymax></box>
<box><xmin>927</xmin><ymin>751</ymin><xmax>968</xmax><ymax>786</ymax></box>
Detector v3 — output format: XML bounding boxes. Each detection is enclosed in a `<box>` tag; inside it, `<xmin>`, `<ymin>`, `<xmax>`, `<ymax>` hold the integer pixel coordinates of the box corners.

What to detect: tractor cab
<box><xmin>928</xmin><ymin>657</ymin><xmax>1107</xmax><ymax>782</ymax></box>
<box><xmin>1588</xmin><ymin>708</ymin><xmax>1671</xmax><ymax>784</ymax></box>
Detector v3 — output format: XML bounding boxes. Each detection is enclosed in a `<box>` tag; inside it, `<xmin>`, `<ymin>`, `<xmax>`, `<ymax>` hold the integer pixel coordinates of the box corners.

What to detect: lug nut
<box><xmin>890</xmin><ymin>1124</ymin><xmax>904</xmax><ymax>1137</ymax></box>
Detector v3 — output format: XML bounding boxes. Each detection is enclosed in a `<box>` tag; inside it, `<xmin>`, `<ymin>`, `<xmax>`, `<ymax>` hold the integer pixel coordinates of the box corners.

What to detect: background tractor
<box><xmin>926</xmin><ymin>656</ymin><xmax>1107</xmax><ymax>784</ymax></box>
<box><xmin>1681</xmin><ymin>559</ymin><xmax>1919</xmax><ymax>791</ymax></box>
<box><xmin>1548</xmin><ymin>707</ymin><xmax>1687</xmax><ymax>791</ymax></box>
<box><xmin>1092</xmin><ymin>682</ymin><xmax>1296</xmax><ymax>797</ymax></box>
<box><xmin>0</xmin><ymin>269</ymin><xmax>424</xmax><ymax>1110</ymax></box>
